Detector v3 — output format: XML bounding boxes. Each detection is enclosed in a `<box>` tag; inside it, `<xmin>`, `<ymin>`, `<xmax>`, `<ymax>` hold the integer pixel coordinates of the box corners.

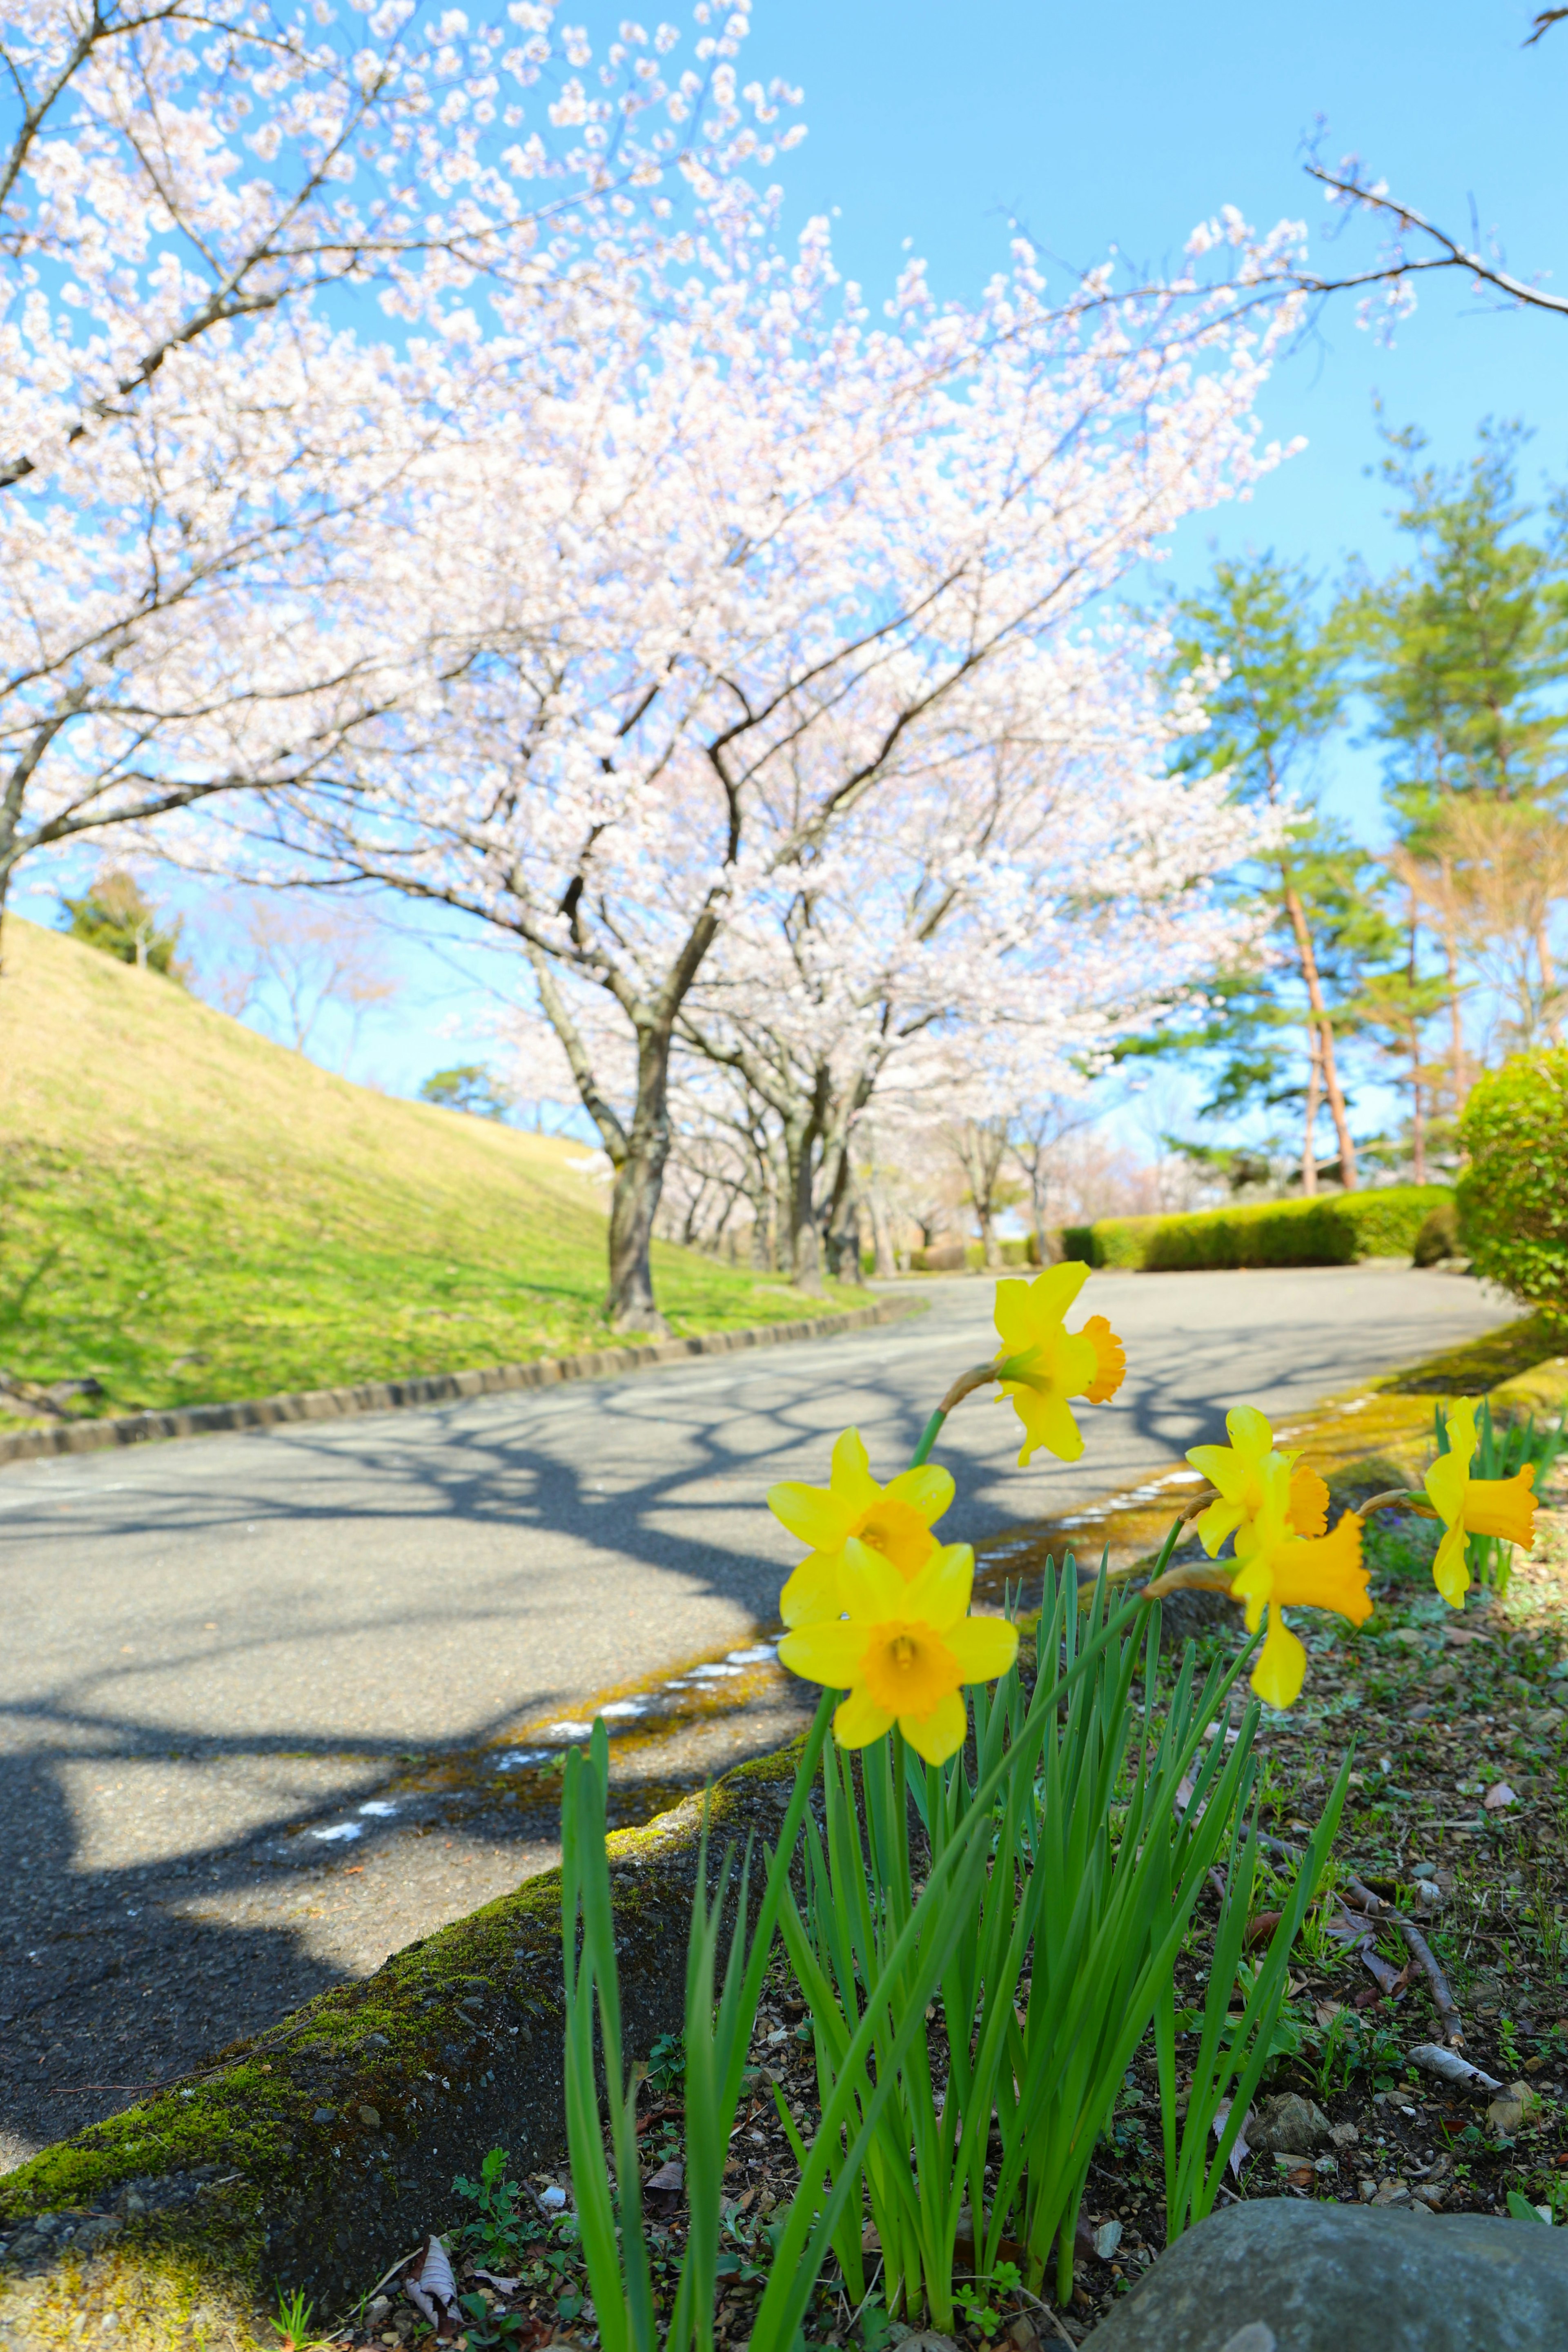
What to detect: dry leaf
<box><xmin>473</xmin><ymin>2272</ymin><xmax>521</xmax><ymax>2296</ymax></box>
<box><xmin>1213</xmin><ymin>2095</ymin><xmax>1253</xmax><ymax>2177</ymax></box>
<box><xmin>1483</xmin><ymin>1781</ymin><xmax>1519</xmax><ymax>1811</ymax></box>
<box><xmin>645</xmin><ymin>2158</ymin><xmax>684</xmax><ymax>2194</ymax></box>
<box><xmin>405</xmin><ymin>2238</ymin><xmax>461</xmax><ymax>2339</ymax></box>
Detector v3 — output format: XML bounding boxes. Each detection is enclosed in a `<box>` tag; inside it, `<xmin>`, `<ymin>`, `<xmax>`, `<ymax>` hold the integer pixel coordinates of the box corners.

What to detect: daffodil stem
<box><xmin>909</xmin><ymin>1365</ymin><xmax>1000</xmax><ymax>1468</ymax></box>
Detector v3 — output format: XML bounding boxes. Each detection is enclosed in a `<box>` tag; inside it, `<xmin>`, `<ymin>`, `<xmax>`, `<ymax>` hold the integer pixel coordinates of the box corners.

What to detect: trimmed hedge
<box><xmin>1060</xmin><ymin>1186</ymin><xmax>1455</xmax><ymax>1272</ymax></box>
<box><xmin>1458</xmin><ymin>1050</ymin><xmax>1568</xmax><ymax>1323</ymax></box>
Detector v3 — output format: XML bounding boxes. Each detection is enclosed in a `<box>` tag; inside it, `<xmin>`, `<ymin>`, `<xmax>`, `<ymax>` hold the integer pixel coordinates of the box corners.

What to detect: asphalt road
<box><xmin>0</xmin><ymin>1261</ymin><xmax>1512</xmax><ymax>2168</ymax></box>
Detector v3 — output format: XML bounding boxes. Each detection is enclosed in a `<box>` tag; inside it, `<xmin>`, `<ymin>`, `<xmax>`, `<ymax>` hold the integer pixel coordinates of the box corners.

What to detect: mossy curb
<box><xmin>0</xmin><ymin>1748</ymin><xmax>803</xmax><ymax>2347</ymax></box>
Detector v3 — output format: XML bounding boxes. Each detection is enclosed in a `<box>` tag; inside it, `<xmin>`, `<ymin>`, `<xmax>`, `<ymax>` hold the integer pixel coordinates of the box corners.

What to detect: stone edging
<box><xmin>0</xmin><ymin>1749</ymin><xmax>802</xmax><ymax>2342</ymax></box>
<box><xmin>0</xmin><ymin>1297</ymin><xmax>917</xmax><ymax>1471</ymax></box>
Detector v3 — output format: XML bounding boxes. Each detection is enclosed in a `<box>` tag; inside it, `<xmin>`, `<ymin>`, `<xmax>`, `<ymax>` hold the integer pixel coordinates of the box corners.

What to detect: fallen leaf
<box><xmin>644</xmin><ymin>2159</ymin><xmax>684</xmax><ymax>2194</ymax></box>
<box><xmin>1093</xmin><ymin>2220</ymin><xmax>1122</xmax><ymax>2261</ymax></box>
<box><xmin>1213</xmin><ymin>2095</ymin><xmax>1254</xmax><ymax>2177</ymax></box>
<box><xmin>1243</xmin><ymin>1910</ymin><xmax>1283</xmax><ymax>1949</ymax></box>
<box><xmin>1483</xmin><ymin>1781</ymin><xmax>1519</xmax><ymax>1811</ymax></box>
<box><xmin>472</xmin><ymin>2272</ymin><xmax>521</xmax><ymax>2296</ymax></box>
<box><xmin>405</xmin><ymin>2238</ymin><xmax>461</xmax><ymax>2340</ymax></box>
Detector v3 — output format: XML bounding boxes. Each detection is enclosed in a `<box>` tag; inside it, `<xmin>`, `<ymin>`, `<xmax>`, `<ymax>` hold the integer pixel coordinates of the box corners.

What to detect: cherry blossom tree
<box><xmin>0</xmin><ymin>0</ymin><xmax>797</xmax><ymax>941</ymax></box>
<box><xmin>246</xmin><ymin>225</ymin><xmax>1295</xmax><ymax>1326</ymax></box>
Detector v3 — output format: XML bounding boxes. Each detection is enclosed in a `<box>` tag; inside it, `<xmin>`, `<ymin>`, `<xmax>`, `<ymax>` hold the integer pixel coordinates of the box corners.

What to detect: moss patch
<box><xmin>1377</xmin><ymin>1313</ymin><xmax>1564</xmax><ymax>1398</ymax></box>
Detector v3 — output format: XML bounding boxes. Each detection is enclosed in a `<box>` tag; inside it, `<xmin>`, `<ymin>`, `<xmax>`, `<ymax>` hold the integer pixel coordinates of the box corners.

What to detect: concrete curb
<box><xmin>0</xmin><ymin>1296</ymin><xmax>918</xmax><ymax>1471</ymax></box>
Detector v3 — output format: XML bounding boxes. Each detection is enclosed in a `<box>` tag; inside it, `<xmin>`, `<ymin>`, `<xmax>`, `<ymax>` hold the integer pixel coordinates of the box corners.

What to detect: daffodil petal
<box><xmin>833</xmin><ymin>1689</ymin><xmax>893</xmax><ymax>1749</ymax></box>
<box><xmin>901</xmin><ymin>1540</ymin><xmax>975</xmax><ymax>1628</ymax></box>
<box><xmin>993</xmin><ymin>1261</ymin><xmax>1089</xmax><ymax>1352</ymax></box>
<box><xmin>899</xmin><ymin>1690</ymin><xmax>968</xmax><ymax>1765</ymax></box>
<box><xmin>1194</xmin><ymin>1497</ymin><xmax>1244</xmax><ymax>1559</ymax></box>
<box><xmin>837</xmin><ymin>1535</ymin><xmax>909</xmax><ymax>1621</ymax></box>
<box><xmin>778</xmin><ymin>1620</ymin><xmax>867</xmax><ymax>1688</ymax></box>
<box><xmin>1003</xmin><ymin>1386</ymin><xmax>1084</xmax><ymax>1466</ymax></box>
<box><xmin>1225</xmin><ymin>1405</ymin><xmax>1275</xmax><ymax>1459</ymax></box>
<box><xmin>1432</xmin><ymin>1519</ymin><xmax>1471</xmax><ymax>1610</ymax></box>
<box><xmin>830</xmin><ymin>1426</ymin><xmax>880</xmax><ymax>1515</ymax></box>
<box><xmin>884</xmin><ymin>1463</ymin><xmax>956</xmax><ymax>1526</ymax></box>
<box><xmin>1251</xmin><ymin>1609</ymin><xmax>1306</xmax><ymax>1709</ymax></box>
<box><xmin>1185</xmin><ymin>1442</ymin><xmax>1231</xmax><ymax>1482</ymax></box>
<box><xmin>1423</xmin><ymin>1450</ymin><xmax>1468</xmax><ymax>1528</ymax></box>
<box><xmin>779</xmin><ymin>1551</ymin><xmax>842</xmax><ymax>1630</ymax></box>
<box><xmin>768</xmin><ymin>1480</ymin><xmax>854</xmax><ymax>1551</ymax></box>
<box><xmin>947</xmin><ymin>1615</ymin><xmax>1020</xmax><ymax>1684</ymax></box>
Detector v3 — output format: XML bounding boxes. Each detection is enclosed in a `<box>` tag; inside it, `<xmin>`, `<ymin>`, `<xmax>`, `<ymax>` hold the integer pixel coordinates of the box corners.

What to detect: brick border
<box><xmin>0</xmin><ymin>1296</ymin><xmax>917</xmax><ymax>1470</ymax></box>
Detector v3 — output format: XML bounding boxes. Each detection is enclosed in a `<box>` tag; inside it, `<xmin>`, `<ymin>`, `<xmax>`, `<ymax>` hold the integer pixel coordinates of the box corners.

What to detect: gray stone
<box><xmin>1246</xmin><ymin>2095</ymin><xmax>1332</xmax><ymax>2156</ymax></box>
<box><xmin>1079</xmin><ymin>2199</ymin><xmax>1568</xmax><ymax>2350</ymax></box>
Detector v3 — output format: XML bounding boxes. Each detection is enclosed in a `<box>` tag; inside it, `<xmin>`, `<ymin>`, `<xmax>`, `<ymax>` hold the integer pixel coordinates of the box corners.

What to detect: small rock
<box><xmin>1095</xmin><ymin>2221</ymin><xmax>1123</xmax><ymax>2261</ymax></box>
<box><xmin>1246</xmin><ymin>2093</ymin><xmax>1333</xmax><ymax>2155</ymax></box>
<box><xmin>1329</xmin><ymin>2121</ymin><xmax>1360</xmax><ymax>2148</ymax></box>
<box><xmin>1486</xmin><ymin>2081</ymin><xmax>1539</xmax><ymax>2136</ymax></box>
<box><xmin>358</xmin><ymin>2105</ymin><xmax>381</xmax><ymax>2128</ymax></box>
<box><xmin>312</xmin><ymin>2106</ymin><xmax>336</xmax><ymax>2125</ymax></box>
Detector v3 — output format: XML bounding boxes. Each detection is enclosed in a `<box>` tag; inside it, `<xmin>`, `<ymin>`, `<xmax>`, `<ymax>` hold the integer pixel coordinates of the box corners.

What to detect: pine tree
<box><xmin>1350</xmin><ymin>421</ymin><xmax>1568</xmax><ymax>1107</ymax></box>
<box><xmin>1168</xmin><ymin>555</ymin><xmax>1392</xmax><ymax>1189</ymax></box>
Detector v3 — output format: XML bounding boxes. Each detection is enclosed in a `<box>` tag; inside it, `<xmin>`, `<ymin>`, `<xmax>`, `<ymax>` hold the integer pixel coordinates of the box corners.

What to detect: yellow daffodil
<box><xmin>777</xmin><ymin>1538</ymin><xmax>1018</xmax><ymax>1764</ymax></box>
<box><xmin>1227</xmin><ymin>1455</ymin><xmax>1370</xmax><ymax>1709</ymax></box>
<box><xmin>992</xmin><ymin>1263</ymin><xmax>1125</xmax><ymax>1466</ymax></box>
<box><xmin>768</xmin><ymin>1426</ymin><xmax>955</xmax><ymax>1628</ymax></box>
<box><xmin>1422</xmin><ymin>1399</ymin><xmax>1537</xmax><ymax>1609</ymax></box>
<box><xmin>1186</xmin><ymin>1406</ymin><xmax>1329</xmax><ymax>1555</ymax></box>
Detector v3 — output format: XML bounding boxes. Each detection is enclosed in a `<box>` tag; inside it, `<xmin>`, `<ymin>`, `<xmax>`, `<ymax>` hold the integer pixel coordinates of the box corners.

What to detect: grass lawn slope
<box><xmin>0</xmin><ymin>918</ymin><xmax>851</xmax><ymax>1428</ymax></box>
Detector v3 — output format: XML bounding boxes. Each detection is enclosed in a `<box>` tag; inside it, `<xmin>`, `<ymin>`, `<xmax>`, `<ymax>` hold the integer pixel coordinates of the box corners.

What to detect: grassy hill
<box><xmin>0</xmin><ymin>918</ymin><xmax>845</xmax><ymax>1428</ymax></box>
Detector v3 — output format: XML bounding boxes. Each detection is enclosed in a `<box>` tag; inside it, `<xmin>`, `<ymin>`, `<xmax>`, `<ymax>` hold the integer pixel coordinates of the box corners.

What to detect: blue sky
<box><xmin>24</xmin><ymin>0</ymin><xmax>1567</xmax><ymax>1105</ymax></box>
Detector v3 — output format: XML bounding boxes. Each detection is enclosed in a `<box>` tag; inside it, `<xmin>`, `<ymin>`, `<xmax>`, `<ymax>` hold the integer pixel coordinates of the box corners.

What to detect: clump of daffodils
<box><xmin>767</xmin><ymin>1273</ymin><xmax>1541</xmax><ymax>1735</ymax></box>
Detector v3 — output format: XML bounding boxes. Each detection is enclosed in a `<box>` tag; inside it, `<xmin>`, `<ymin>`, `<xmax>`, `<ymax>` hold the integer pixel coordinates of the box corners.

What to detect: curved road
<box><xmin>0</xmin><ymin>1262</ymin><xmax>1511</xmax><ymax>2166</ymax></box>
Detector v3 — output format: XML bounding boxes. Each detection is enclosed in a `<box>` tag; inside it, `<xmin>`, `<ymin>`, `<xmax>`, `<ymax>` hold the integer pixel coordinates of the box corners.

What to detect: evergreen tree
<box><xmin>1167</xmin><ymin>555</ymin><xmax>1394</xmax><ymax>1189</ymax></box>
<box><xmin>58</xmin><ymin>871</ymin><xmax>189</xmax><ymax>981</ymax></box>
<box><xmin>419</xmin><ymin>1064</ymin><xmax>513</xmax><ymax>1120</ymax></box>
<box><xmin>1350</xmin><ymin>421</ymin><xmax>1568</xmax><ymax>1109</ymax></box>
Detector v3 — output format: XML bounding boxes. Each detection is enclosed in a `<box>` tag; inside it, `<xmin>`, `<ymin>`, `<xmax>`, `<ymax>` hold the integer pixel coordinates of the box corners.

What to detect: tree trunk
<box><xmin>1410</xmin><ymin>1025</ymin><xmax>1427</xmax><ymax>1185</ymax></box>
<box><xmin>1300</xmin><ymin>1032</ymin><xmax>1321</xmax><ymax>1196</ymax></box>
<box><xmin>1281</xmin><ymin>880</ymin><xmax>1359</xmax><ymax>1190</ymax></box>
<box><xmin>782</xmin><ymin>1116</ymin><xmax>823</xmax><ymax>1294</ymax></box>
<box><xmin>866</xmin><ymin>1181</ymin><xmax>899</xmax><ymax>1280</ymax></box>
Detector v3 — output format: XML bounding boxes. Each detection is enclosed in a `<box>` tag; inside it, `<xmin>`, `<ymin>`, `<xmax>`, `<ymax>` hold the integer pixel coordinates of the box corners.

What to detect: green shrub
<box><xmin>1412</xmin><ymin>1201</ymin><xmax>1461</xmax><ymax>1267</ymax></box>
<box><xmin>1060</xmin><ymin>1186</ymin><xmax>1454</xmax><ymax>1272</ymax></box>
<box><xmin>1458</xmin><ymin>1051</ymin><xmax>1568</xmax><ymax>1324</ymax></box>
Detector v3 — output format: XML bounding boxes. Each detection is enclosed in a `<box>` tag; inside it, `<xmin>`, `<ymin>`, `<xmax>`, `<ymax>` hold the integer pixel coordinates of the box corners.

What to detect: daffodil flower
<box><xmin>1423</xmin><ymin>1398</ymin><xmax>1537</xmax><ymax>1609</ymax></box>
<box><xmin>768</xmin><ymin>1426</ymin><xmax>955</xmax><ymax>1628</ymax></box>
<box><xmin>777</xmin><ymin>1538</ymin><xmax>1018</xmax><ymax>1764</ymax></box>
<box><xmin>1187</xmin><ymin>1405</ymin><xmax>1329</xmax><ymax>1555</ymax></box>
<box><xmin>992</xmin><ymin>1262</ymin><xmax>1125</xmax><ymax>1466</ymax></box>
<box><xmin>1227</xmin><ymin>1455</ymin><xmax>1370</xmax><ymax>1709</ymax></box>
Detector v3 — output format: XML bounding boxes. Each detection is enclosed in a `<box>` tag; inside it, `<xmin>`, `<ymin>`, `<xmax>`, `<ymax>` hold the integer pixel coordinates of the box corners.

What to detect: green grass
<box><xmin>0</xmin><ymin>918</ymin><xmax>853</xmax><ymax>1427</ymax></box>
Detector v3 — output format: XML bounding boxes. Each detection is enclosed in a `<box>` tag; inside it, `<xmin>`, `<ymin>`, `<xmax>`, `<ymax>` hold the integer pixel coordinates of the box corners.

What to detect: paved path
<box><xmin>0</xmin><ymin>1262</ymin><xmax>1511</xmax><ymax>2167</ymax></box>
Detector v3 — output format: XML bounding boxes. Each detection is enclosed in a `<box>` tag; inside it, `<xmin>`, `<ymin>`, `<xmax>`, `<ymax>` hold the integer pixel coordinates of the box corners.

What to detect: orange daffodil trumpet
<box><xmin>993</xmin><ymin>1262</ymin><xmax>1125</xmax><ymax>1465</ymax></box>
<box><xmin>1228</xmin><ymin>1459</ymin><xmax>1370</xmax><ymax>1709</ymax></box>
<box><xmin>1183</xmin><ymin>1406</ymin><xmax>1370</xmax><ymax>1710</ymax></box>
<box><xmin>767</xmin><ymin>1428</ymin><xmax>955</xmax><ymax>1628</ymax></box>
<box><xmin>1423</xmin><ymin>1397</ymin><xmax>1537</xmax><ymax>1609</ymax></box>
<box><xmin>777</xmin><ymin>1536</ymin><xmax>1018</xmax><ymax>1764</ymax></box>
